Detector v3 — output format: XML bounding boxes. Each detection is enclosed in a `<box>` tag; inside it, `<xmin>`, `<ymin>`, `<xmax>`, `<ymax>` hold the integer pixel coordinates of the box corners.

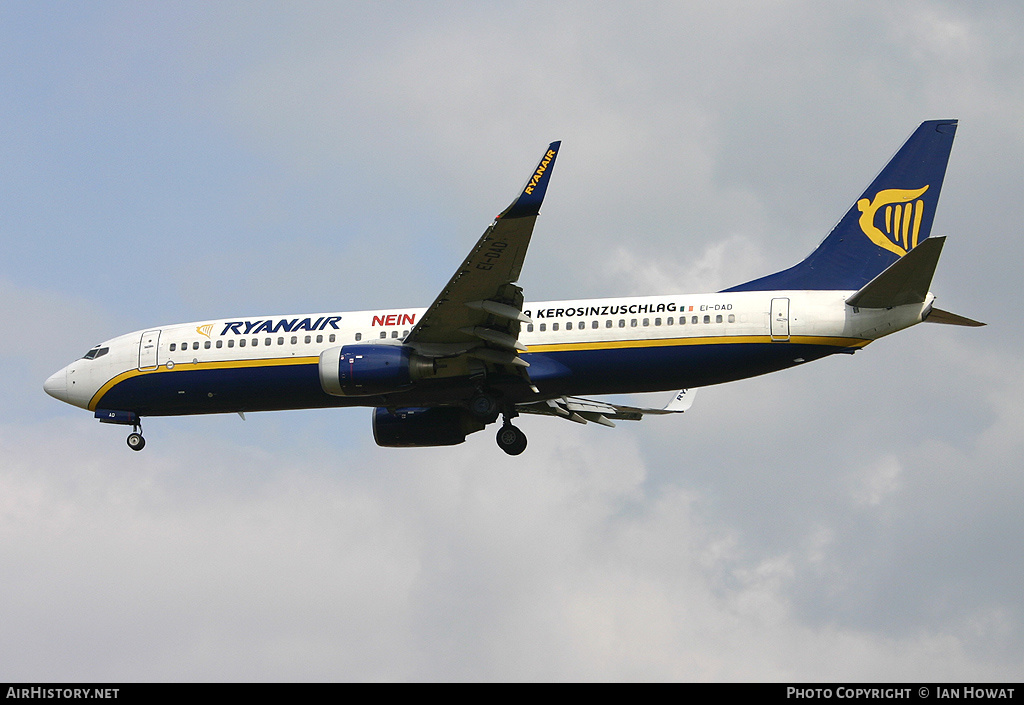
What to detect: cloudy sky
<box><xmin>2</xmin><ymin>0</ymin><xmax>1023</xmax><ymax>681</ymax></box>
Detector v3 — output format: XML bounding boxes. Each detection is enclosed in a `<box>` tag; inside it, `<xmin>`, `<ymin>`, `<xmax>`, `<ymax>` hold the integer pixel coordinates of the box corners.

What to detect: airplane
<box><xmin>44</xmin><ymin>120</ymin><xmax>983</xmax><ymax>455</ymax></box>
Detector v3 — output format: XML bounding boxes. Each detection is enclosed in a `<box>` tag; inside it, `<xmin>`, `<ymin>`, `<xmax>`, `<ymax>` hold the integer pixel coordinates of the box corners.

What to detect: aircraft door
<box><xmin>139</xmin><ymin>330</ymin><xmax>161</xmax><ymax>370</ymax></box>
<box><xmin>770</xmin><ymin>298</ymin><xmax>790</xmax><ymax>341</ymax></box>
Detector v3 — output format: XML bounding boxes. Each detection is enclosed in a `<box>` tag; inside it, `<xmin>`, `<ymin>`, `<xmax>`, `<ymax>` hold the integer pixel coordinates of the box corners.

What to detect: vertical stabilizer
<box><xmin>725</xmin><ymin>120</ymin><xmax>957</xmax><ymax>293</ymax></box>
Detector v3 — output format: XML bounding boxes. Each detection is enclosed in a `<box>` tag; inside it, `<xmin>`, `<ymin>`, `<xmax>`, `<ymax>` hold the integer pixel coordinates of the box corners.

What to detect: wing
<box><xmin>516</xmin><ymin>389</ymin><xmax>697</xmax><ymax>427</ymax></box>
<box><xmin>404</xmin><ymin>142</ymin><xmax>560</xmax><ymax>370</ymax></box>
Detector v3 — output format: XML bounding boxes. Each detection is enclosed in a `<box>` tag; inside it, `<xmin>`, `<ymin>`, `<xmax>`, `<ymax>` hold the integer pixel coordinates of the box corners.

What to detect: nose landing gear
<box><xmin>95</xmin><ymin>410</ymin><xmax>147</xmax><ymax>451</ymax></box>
<box><xmin>126</xmin><ymin>424</ymin><xmax>146</xmax><ymax>451</ymax></box>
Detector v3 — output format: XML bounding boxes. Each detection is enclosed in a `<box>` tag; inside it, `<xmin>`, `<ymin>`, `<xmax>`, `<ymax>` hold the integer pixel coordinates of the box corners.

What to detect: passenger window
<box><xmin>305</xmin><ymin>335</ymin><xmax>312</xmax><ymax>344</ymax></box>
<box><xmin>228</xmin><ymin>339</ymin><xmax>235</xmax><ymax>348</ymax></box>
<box><xmin>728</xmin><ymin>314</ymin><xmax>735</xmax><ymax>323</ymax></box>
<box><xmin>291</xmin><ymin>336</ymin><xmax>297</xmax><ymax>345</ymax></box>
<box><xmin>667</xmin><ymin>317</ymin><xmax>674</xmax><ymax>325</ymax></box>
<box><xmin>278</xmin><ymin>337</ymin><xmax>284</xmax><ymax>345</ymax></box>
<box><xmin>642</xmin><ymin>318</ymin><xmax>649</xmax><ymax>327</ymax></box>
<box><xmin>252</xmin><ymin>338</ymin><xmax>258</xmax><ymax>347</ymax></box>
<box><xmin>170</xmin><ymin>343</ymin><xmax>176</xmax><ymax>352</ymax></box>
<box><xmin>605</xmin><ymin>320</ymin><xmax>612</xmax><ymax>328</ymax></box>
<box><xmin>692</xmin><ymin>316</ymin><xmax>698</xmax><ymax>324</ymax></box>
<box><xmin>355</xmin><ymin>333</ymin><xmax>362</xmax><ymax>341</ymax></box>
<box><xmin>566</xmin><ymin>322</ymin><xmax>572</xmax><ymax>331</ymax></box>
<box><xmin>391</xmin><ymin>330</ymin><xmax>398</xmax><ymax>338</ymax></box>
<box><xmin>579</xmin><ymin>321</ymin><xmax>584</xmax><ymax>330</ymax></box>
<box><xmin>216</xmin><ymin>340</ymin><xmax>223</xmax><ymax>349</ymax></box>
<box><xmin>190</xmin><ymin>341</ymin><xmax>197</xmax><ymax>350</ymax></box>
<box><xmin>539</xmin><ymin>323</ymin><xmax>546</xmax><ymax>332</ymax></box>
<box><xmin>379</xmin><ymin>331</ymin><xmax>386</xmax><ymax>339</ymax></box>
<box><xmin>618</xmin><ymin>319</ymin><xmax>625</xmax><ymax>328</ymax></box>
<box><xmin>552</xmin><ymin>323</ymin><xmax>559</xmax><ymax>331</ymax></box>
<box><xmin>239</xmin><ymin>339</ymin><xmax>246</xmax><ymax>347</ymax></box>
<box><xmin>655</xmin><ymin>318</ymin><xmax>661</xmax><ymax>326</ymax></box>
<box><xmin>316</xmin><ymin>335</ymin><xmax>323</xmax><ymax>343</ymax></box>
<box><xmin>330</xmin><ymin>334</ymin><xmax>336</xmax><ymax>343</ymax></box>
<box><xmin>527</xmin><ymin>324</ymin><xmax>534</xmax><ymax>332</ymax></box>
<box><xmin>592</xmin><ymin>321</ymin><xmax>598</xmax><ymax>329</ymax></box>
<box><xmin>703</xmin><ymin>315</ymin><xmax>711</xmax><ymax>324</ymax></box>
<box><xmin>716</xmin><ymin>314</ymin><xmax>723</xmax><ymax>323</ymax></box>
<box><xmin>266</xmin><ymin>338</ymin><xmax>272</xmax><ymax>346</ymax></box>
<box><xmin>204</xmin><ymin>341</ymin><xmax>211</xmax><ymax>349</ymax></box>
<box><xmin>631</xmin><ymin>319</ymin><xmax>637</xmax><ymax>327</ymax></box>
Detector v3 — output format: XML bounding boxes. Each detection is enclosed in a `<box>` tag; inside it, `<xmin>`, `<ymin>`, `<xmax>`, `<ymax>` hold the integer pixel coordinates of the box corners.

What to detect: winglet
<box><xmin>499</xmin><ymin>141</ymin><xmax>561</xmax><ymax>219</ymax></box>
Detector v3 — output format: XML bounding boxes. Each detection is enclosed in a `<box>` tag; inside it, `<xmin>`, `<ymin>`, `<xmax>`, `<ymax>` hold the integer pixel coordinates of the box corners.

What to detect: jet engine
<box><xmin>319</xmin><ymin>345</ymin><xmax>435</xmax><ymax>397</ymax></box>
<box><xmin>372</xmin><ymin>407</ymin><xmax>485</xmax><ymax>447</ymax></box>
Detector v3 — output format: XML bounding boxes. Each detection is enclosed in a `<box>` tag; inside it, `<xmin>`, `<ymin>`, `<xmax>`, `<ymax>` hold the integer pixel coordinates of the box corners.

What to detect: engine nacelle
<box><xmin>319</xmin><ymin>345</ymin><xmax>434</xmax><ymax>397</ymax></box>
<box><xmin>372</xmin><ymin>407</ymin><xmax>485</xmax><ymax>447</ymax></box>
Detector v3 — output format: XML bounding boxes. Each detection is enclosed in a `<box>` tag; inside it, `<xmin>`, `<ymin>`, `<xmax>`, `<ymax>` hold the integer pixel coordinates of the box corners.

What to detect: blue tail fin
<box><xmin>725</xmin><ymin>120</ymin><xmax>958</xmax><ymax>292</ymax></box>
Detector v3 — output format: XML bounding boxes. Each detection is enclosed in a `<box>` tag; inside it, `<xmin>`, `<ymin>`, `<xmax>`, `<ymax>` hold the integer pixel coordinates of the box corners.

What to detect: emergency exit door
<box><xmin>770</xmin><ymin>298</ymin><xmax>790</xmax><ymax>341</ymax></box>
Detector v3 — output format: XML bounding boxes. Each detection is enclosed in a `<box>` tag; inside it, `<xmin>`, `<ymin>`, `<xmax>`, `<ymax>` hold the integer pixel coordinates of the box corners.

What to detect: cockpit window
<box><xmin>82</xmin><ymin>346</ymin><xmax>109</xmax><ymax>360</ymax></box>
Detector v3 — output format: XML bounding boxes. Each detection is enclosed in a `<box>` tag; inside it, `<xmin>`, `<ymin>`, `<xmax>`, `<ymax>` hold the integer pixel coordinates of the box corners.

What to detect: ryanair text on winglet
<box><xmin>524</xmin><ymin>149</ymin><xmax>557</xmax><ymax>195</ymax></box>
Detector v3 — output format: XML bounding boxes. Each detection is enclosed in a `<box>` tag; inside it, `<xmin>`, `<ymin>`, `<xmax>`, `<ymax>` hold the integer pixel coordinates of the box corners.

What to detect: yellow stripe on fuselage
<box><xmin>524</xmin><ymin>334</ymin><xmax>870</xmax><ymax>354</ymax></box>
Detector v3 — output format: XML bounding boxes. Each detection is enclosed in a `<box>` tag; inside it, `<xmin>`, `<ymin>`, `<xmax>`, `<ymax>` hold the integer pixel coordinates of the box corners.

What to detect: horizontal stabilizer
<box><xmin>663</xmin><ymin>388</ymin><xmax>696</xmax><ymax>412</ymax></box>
<box><xmin>846</xmin><ymin>237</ymin><xmax>945</xmax><ymax>309</ymax></box>
<box><xmin>925</xmin><ymin>307</ymin><xmax>986</xmax><ymax>327</ymax></box>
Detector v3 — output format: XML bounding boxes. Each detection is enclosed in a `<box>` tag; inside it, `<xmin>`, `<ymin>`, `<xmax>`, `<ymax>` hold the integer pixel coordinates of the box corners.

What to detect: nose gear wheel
<box><xmin>126</xmin><ymin>423</ymin><xmax>146</xmax><ymax>451</ymax></box>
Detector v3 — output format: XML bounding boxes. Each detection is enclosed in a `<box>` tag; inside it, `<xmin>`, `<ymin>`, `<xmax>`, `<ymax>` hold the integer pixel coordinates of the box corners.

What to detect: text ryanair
<box><xmin>220</xmin><ymin>316</ymin><xmax>342</xmax><ymax>336</ymax></box>
<box><xmin>524</xmin><ymin>149</ymin><xmax>557</xmax><ymax>195</ymax></box>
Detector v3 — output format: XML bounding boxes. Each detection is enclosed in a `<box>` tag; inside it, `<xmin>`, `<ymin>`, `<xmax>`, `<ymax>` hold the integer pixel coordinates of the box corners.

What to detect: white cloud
<box><xmin>2</xmin><ymin>414</ymin><xmax>1020</xmax><ymax>681</ymax></box>
<box><xmin>602</xmin><ymin>233</ymin><xmax>770</xmax><ymax>296</ymax></box>
<box><xmin>852</xmin><ymin>454</ymin><xmax>903</xmax><ymax>507</ymax></box>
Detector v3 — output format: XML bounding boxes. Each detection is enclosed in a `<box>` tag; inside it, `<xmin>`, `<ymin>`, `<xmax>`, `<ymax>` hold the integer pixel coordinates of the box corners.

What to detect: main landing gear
<box><xmin>496</xmin><ymin>422</ymin><xmax>527</xmax><ymax>456</ymax></box>
<box><xmin>474</xmin><ymin>392</ymin><xmax>527</xmax><ymax>455</ymax></box>
<box><xmin>126</xmin><ymin>424</ymin><xmax>146</xmax><ymax>451</ymax></box>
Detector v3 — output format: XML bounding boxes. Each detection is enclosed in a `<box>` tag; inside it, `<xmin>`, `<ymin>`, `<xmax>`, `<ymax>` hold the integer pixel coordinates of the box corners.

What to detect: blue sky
<box><xmin>3</xmin><ymin>0</ymin><xmax>1023</xmax><ymax>681</ymax></box>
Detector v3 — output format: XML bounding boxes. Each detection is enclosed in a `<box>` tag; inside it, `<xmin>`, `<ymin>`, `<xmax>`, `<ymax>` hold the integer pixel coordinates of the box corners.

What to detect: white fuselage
<box><xmin>44</xmin><ymin>289</ymin><xmax>933</xmax><ymax>416</ymax></box>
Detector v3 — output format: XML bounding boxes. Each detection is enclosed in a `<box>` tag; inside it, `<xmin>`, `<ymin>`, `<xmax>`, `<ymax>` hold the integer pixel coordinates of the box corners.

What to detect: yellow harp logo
<box><xmin>856</xmin><ymin>186</ymin><xmax>929</xmax><ymax>257</ymax></box>
<box><xmin>196</xmin><ymin>324</ymin><xmax>214</xmax><ymax>338</ymax></box>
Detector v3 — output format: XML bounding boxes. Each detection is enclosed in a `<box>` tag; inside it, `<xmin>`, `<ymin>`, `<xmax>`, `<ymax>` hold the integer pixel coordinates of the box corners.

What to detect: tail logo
<box><xmin>856</xmin><ymin>186</ymin><xmax>930</xmax><ymax>257</ymax></box>
<box><xmin>196</xmin><ymin>324</ymin><xmax>214</xmax><ymax>338</ymax></box>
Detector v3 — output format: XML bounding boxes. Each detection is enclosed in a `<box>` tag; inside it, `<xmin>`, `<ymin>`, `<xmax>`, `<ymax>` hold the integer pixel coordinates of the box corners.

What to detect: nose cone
<box><xmin>44</xmin><ymin>368</ymin><xmax>69</xmax><ymax>403</ymax></box>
